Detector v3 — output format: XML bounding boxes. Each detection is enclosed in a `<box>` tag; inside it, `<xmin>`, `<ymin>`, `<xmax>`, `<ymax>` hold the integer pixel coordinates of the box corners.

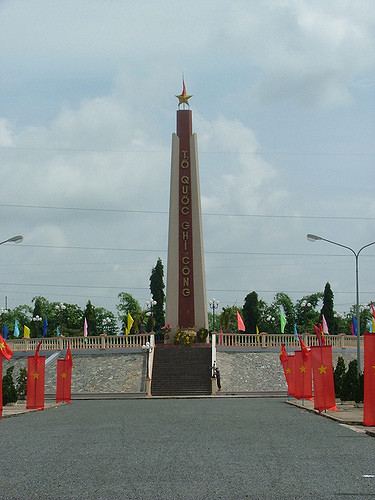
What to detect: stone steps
<box><xmin>151</xmin><ymin>346</ymin><xmax>212</xmax><ymax>396</ymax></box>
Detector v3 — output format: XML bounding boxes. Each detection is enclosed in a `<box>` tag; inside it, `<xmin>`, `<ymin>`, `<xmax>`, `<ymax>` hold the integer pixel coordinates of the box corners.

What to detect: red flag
<box><xmin>310</xmin><ymin>345</ymin><xmax>337</xmax><ymax>413</ymax></box>
<box><xmin>56</xmin><ymin>359</ymin><xmax>72</xmax><ymax>404</ymax></box>
<box><xmin>0</xmin><ymin>356</ymin><xmax>2</xmax><ymax>418</ymax></box>
<box><xmin>364</xmin><ymin>333</ymin><xmax>375</xmax><ymax>426</ymax></box>
<box><xmin>65</xmin><ymin>345</ymin><xmax>73</xmax><ymax>369</ymax></box>
<box><xmin>297</xmin><ymin>334</ymin><xmax>310</xmax><ymax>360</ymax></box>
<box><xmin>26</xmin><ymin>355</ymin><xmax>45</xmax><ymax>410</ymax></box>
<box><xmin>34</xmin><ymin>340</ymin><xmax>43</xmax><ymax>365</ymax></box>
<box><xmin>280</xmin><ymin>345</ymin><xmax>295</xmax><ymax>396</ymax></box>
<box><xmin>237</xmin><ymin>311</ymin><xmax>245</xmax><ymax>332</ymax></box>
<box><xmin>294</xmin><ymin>350</ymin><xmax>312</xmax><ymax>400</ymax></box>
<box><xmin>0</xmin><ymin>333</ymin><xmax>13</xmax><ymax>360</ymax></box>
<box><xmin>313</xmin><ymin>325</ymin><xmax>322</xmax><ymax>346</ymax></box>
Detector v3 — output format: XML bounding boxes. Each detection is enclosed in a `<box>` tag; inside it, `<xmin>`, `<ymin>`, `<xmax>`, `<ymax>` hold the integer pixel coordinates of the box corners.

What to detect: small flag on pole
<box><xmin>280</xmin><ymin>313</ymin><xmax>287</xmax><ymax>333</ymax></box>
<box><xmin>351</xmin><ymin>316</ymin><xmax>358</xmax><ymax>336</ymax></box>
<box><xmin>14</xmin><ymin>319</ymin><xmax>20</xmax><ymax>338</ymax></box>
<box><xmin>83</xmin><ymin>317</ymin><xmax>88</xmax><ymax>338</ymax></box>
<box><xmin>3</xmin><ymin>325</ymin><xmax>9</xmax><ymax>340</ymax></box>
<box><xmin>322</xmin><ymin>315</ymin><xmax>329</xmax><ymax>335</ymax></box>
<box><xmin>23</xmin><ymin>325</ymin><xmax>30</xmax><ymax>338</ymax></box>
<box><xmin>56</xmin><ymin>326</ymin><xmax>61</xmax><ymax>337</ymax></box>
<box><xmin>237</xmin><ymin>311</ymin><xmax>245</xmax><ymax>332</ymax></box>
<box><xmin>42</xmin><ymin>317</ymin><xmax>48</xmax><ymax>337</ymax></box>
<box><xmin>125</xmin><ymin>313</ymin><xmax>134</xmax><ymax>335</ymax></box>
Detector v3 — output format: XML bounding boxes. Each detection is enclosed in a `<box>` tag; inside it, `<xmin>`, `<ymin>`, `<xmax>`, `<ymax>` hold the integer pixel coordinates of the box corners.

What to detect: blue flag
<box><xmin>42</xmin><ymin>317</ymin><xmax>48</xmax><ymax>337</ymax></box>
<box><xmin>3</xmin><ymin>324</ymin><xmax>9</xmax><ymax>340</ymax></box>
<box><xmin>293</xmin><ymin>324</ymin><xmax>299</xmax><ymax>340</ymax></box>
<box><xmin>14</xmin><ymin>319</ymin><xmax>20</xmax><ymax>338</ymax></box>
<box><xmin>352</xmin><ymin>316</ymin><xmax>358</xmax><ymax>336</ymax></box>
<box><xmin>56</xmin><ymin>326</ymin><xmax>60</xmax><ymax>337</ymax></box>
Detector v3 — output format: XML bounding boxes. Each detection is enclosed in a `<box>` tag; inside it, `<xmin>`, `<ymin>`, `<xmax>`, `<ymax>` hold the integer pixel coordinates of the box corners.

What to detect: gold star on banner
<box><xmin>318</xmin><ymin>364</ymin><xmax>327</xmax><ymax>374</ymax></box>
<box><xmin>33</xmin><ymin>372</ymin><xmax>39</xmax><ymax>379</ymax></box>
<box><xmin>286</xmin><ymin>368</ymin><xmax>291</xmax><ymax>374</ymax></box>
<box><xmin>300</xmin><ymin>365</ymin><xmax>306</xmax><ymax>373</ymax></box>
<box><xmin>61</xmin><ymin>372</ymin><xmax>67</xmax><ymax>379</ymax></box>
<box><xmin>176</xmin><ymin>81</ymin><xmax>192</xmax><ymax>106</ymax></box>
<box><xmin>372</xmin><ymin>365</ymin><xmax>375</xmax><ymax>375</ymax></box>
<box><xmin>0</xmin><ymin>342</ymin><xmax>4</xmax><ymax>349</ymax></box>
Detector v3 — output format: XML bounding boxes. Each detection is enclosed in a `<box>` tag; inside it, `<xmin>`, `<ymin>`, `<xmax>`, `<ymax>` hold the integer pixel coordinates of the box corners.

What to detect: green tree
<box><xmin>341</xmin><ymin>359</ymin><xmax>363</xmax><ymax>403</ymax></box>
<box><xmin>219</xmin><ymin>305</ymin><xmax>242</xmax><ymax>332</ymax></box>
<box><xmin>243</xmin><ymin>291</ymin><xmax>259</xmax><ymax>334</ymax></box>
<box><xmin>16</xmin><ymin>367</ymin><xmax>27</xmax><ymax>400</ymax></box>
<box><xmin>4</xmin><ymin>305</ymin><xmax>32</xmax><ymax>338</ymax></box>
<box><xmin>95</xmin><ymin>307</ymin><xmax>118</xmax><ymax>335</ymax></box>
<box><xmin>321</xmin><ymin>282</ymin><xmax>336</xmax><ymax>334</ymax></box>
<box><xmin>273</xmin><ymin>293</ymin><xmax>295</xmax><ymax>334</ymax></box>
<box><xmin>149</xmin><ymin>258</ymin><xmax>165</xmax><ymax>331</ymax></box>
<box><xmin>295</xmin><ymin>293</ymin><xmax>323</xmax><ymax>333</ymax></box>
<box><xmin>84</xmin><ymin>300</ymin><xmax>97</xmax><ymax>336</ymax></box>
<box><xmin>117</xmin><ymin>293</ymin><xmax>141</xmax><ymax>334</ymax></box>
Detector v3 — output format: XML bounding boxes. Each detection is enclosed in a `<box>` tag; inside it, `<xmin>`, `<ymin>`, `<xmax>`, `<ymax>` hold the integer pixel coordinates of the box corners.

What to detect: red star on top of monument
<box><xmin>176</xmin><ymin>80</ymin><xmax>192</xmax><ymax>106</ymax></box>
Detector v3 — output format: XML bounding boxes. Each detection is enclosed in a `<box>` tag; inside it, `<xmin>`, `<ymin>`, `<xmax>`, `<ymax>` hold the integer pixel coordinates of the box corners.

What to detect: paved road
<box><xmin>1</xmin><ymin>399</ymin><xmax>375</xmax><ymax>499</ymax></box>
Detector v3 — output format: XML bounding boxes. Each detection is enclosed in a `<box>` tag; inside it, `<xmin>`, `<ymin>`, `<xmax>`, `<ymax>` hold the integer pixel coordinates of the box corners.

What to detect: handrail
<box><xmin>6</xmin><ymin>334</ymin><xmax>151</xmax><ymax>352</ymax></box>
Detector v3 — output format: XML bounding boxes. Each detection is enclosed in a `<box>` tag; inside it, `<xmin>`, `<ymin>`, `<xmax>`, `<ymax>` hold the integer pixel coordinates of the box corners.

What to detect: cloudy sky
<box><xmin>0</xmin><ymin>0</ymin><xmax>374</xmax><ymax>321</ymax></box>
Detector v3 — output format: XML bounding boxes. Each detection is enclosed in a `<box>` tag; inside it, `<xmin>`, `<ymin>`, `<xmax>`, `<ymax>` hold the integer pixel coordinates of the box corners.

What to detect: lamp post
<box><xmin>32</xmin><ymin>314</ymin><xmax>42</xmax><ymax>337</ymax></box>
<box><xmin>55</xmin><ymin>302</ymin><xmax>66</xmax><ymax>335</ymax></box>
<box><xmin>0</xmin><ymin>235</ymin><xmax>23</xmax><ymax>246</ymax></box>
<box><xmin>307</xmin><ymin>233</ymin><xmax>375</xmax><ymax>375</ymax></box>
<box><xmin>146</xmin><ymin>299</ymin><xmax>157</xmax><ymax>330</ymax></box>
<box><xmin>102</xmin><ymin>317</ymin><xmax>111</xmax><ymax>335</ymax></box>
<box><xmin>209</xmin><ymin>299</ymin><xmax>220</xmax><ymax>332</ymax></box>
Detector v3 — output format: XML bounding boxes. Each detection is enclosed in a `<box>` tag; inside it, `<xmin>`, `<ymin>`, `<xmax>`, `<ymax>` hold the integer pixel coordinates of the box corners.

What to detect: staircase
<box><xmin>151</xmin><ymin>346</ymin><xmax>212</xmax><ymax>396</ymax></box>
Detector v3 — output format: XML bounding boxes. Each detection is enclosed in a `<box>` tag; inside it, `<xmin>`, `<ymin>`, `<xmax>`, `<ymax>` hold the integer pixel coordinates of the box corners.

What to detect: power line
<box><xmin>19</xmin><ymin>244</ymin><xmax>375</xmax><ymax>257</ymax></box>
<box><xmin>0</xmin><ymin>203</ymin><xmax>374</xmax><ymax>220</ymax></box>
<box><xmin>0</xmin><ymin>146</ymin><xmax>373</xmax><ymax>156</ymax></box>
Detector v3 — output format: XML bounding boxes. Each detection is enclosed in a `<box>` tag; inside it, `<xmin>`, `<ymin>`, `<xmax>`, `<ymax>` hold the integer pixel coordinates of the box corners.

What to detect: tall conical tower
<box><xmin>165</xmin><ymin>82</ymin><xmax>208</xmax><ymax>337</ymax></box>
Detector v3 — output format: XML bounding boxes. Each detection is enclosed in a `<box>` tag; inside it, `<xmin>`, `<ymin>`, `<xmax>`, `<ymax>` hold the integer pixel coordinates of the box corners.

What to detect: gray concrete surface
<box><xmin>1</xmin><ymin>399</ymin><xmax>375</xmax><ymax>499</ymax></box>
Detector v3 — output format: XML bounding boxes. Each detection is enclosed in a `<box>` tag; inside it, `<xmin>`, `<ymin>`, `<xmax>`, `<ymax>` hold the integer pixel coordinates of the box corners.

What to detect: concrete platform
<box><xmin>287</xmin><ymin>399</ymin><xmax>375</xmax><ymax>437</ymax></box>
<box><xmin>1</xmin><ymin>401</ymin><xmax>66</xmax><ymax>418</ymax></box>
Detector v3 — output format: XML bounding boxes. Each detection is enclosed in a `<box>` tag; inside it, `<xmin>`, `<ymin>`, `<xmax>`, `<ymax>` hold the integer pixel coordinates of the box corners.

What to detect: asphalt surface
<box><xmin>1</xmin><ymin>399</ymin><xmax>375</xmax><ymax>499</ymax></box>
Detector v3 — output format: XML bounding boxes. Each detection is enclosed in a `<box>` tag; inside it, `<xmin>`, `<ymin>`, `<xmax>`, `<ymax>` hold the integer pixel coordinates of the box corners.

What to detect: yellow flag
<box><xmin>125</xmin><ymin>313</ymin><xmax>134</xmax><ymax>335</ymax></box>
<box><xmin>23</xmin><ymin>325</ymin><xmax>30</xmax><ymax>338</ymax></box>
<box><xmin>256</xmin><ymin>325</ymin><xmax>259</xmax><ymax>342</ymax></box>
<box><xmin>372</xmin><ymin>317</ymin><xmax>375</xmax><ymax>333</ymax></box>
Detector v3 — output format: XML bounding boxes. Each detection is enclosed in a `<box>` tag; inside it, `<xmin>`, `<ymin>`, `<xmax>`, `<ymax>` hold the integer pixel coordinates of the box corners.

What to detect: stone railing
<box><xmin>7</xmin><ymin>334</ymin><xmax>151</xmax><ymax>352</ymax></box>
<box><xmin>218</xmin><ymin>333</ymin><xmax>362</xmax><ymax>349</ymax></box>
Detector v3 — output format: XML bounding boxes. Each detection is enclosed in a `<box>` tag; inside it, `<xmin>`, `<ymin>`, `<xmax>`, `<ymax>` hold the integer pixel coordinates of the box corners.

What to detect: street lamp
<box><xmin>146</xmin><ymin>299</ymin><xmax>157</xmax><ymax>329</ymax></box>
<box><xmin>102</xmin><ymin>317</ymin><xmax>111</xmax><ymax>334</ymax></box>
<box><xmin>209</xmin><ymin>299</ymin><xmax>220</xmax><ymax>332</ymax></box>
<box><xmin>307</xmin><ymin>233</ymin><xmax>375</xmax><ymax>374</ymax></box>
<box><xmin>55</xmin><ymin>302</ymin><xmax>66</xmax><ymax>335</ymax></box>
<box><xmin>0</xmin><ymin>235</ymin><xmax>23</xmax><ymax>246</ymax></box>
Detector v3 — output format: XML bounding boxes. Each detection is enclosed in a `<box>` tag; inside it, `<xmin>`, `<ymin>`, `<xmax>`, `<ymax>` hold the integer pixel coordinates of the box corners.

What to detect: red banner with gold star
<box><xmin>364</xmin><ymin>333</ymin><xmax>375</xmax><ymax>426</ymax></box>
<box><xmin>294</xmin><ymin>350</ymin><xmax>312</xmax><ymax>400</ymax></box>
<box><xmin>0</xmin><ymin>356</ymin><xmax>2</xmax><ymax>418</ymax></box>
<box><xmin>279</xmin><ymin>344</ymin><xmax>295</xmax><ymax>396</ymax></box>
<box><xmin>26</xmin><ymin>356</ymin><xmax>45</xmax><ymax>410</ymax></box>
<box><xmin>310</xmin><ymin>345</ymin><xmax>337</xmax><ymax>413</ymax></box>
<box><xmin>56</xmin><ymin>359</ymin><xmax>72</xmax><ymax>404</ymax></box>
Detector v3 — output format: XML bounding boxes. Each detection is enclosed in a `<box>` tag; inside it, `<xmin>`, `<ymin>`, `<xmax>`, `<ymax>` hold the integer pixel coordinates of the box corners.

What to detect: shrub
<box><xmin>3</xmin><ymin>366</ymin><xmax>18</xmax><ymax>405</ymax></box>
<box><xmin>334</xmin><ymin>356</ymin><xmax>346</xmax><ymax>399</ymax></box>
<box><xmin>16</xmin><ymin>367</ymin><xmax>27</xmax><ymax>400</ymax></box>
<box><xmin>174</xmin><ymin>330</ymin><xmax>195</xmax><ymax>346</ymax></box>
<box><xmin>196</xmin><ymin>328</ymin><xmax>208</xmax><ymax>343</ymax></box>
<box><xmin>340</xmin><ymin>360</ymin><xmax>363</xmax><ymax>403</ymax></box>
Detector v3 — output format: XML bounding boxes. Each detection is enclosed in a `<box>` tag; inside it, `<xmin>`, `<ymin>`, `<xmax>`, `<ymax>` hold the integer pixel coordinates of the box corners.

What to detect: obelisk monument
<box><xmin>165</xmin><ymin>82</ymin><xmax>208</xmax><ymax>336</ymax></box>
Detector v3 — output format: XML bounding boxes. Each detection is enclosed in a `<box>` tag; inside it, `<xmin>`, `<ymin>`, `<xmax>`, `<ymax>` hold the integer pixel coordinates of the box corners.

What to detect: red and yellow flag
<box><xmin>364</xmin><ymin>333</ymin><xmax>375</xmax><ymax>426</ymax></box>
<box><xmin>310</xmin><ymin>345</ymin><xmax>337</xmax><ymax>413</ymax></box>
<box><xmin>279</xmin><ymin>345</ymin><xmax>295</xmax><ymax>396</ymax></box>
<box><xmin>0</xmin><ymin>333</ymin><xmax>13</xmax><ymax>360</ymax></box>
<box><xmin>26</xmin><ymin>355</ymin><xmax>45</xmax><ymax>410</ymax></box>
<box><xmin>294</xmin><ymin>350</ymin><xmax>312</xmax><ymax>400</ymax></box>
<box><xmin>56</xmin><ymin>347</ymin><xmax>73</xmax><ymax>404</ymax></box>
